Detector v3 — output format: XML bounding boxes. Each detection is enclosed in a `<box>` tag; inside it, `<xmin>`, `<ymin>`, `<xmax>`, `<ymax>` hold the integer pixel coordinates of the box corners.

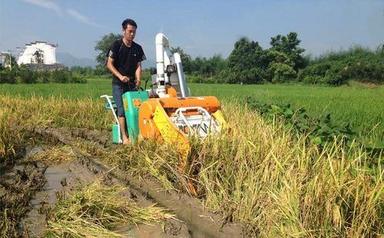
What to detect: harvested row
<box><xmin>0</xmin><ymin>135</ymin><xmax>194</xmax><ymax>237</ymax></box>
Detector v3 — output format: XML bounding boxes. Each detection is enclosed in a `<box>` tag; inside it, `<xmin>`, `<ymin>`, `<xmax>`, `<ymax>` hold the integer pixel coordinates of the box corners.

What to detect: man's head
<box><xmin>122</xmin><ymin>18</ymin><xmax>137</xmax><ymax>43</ymax></box>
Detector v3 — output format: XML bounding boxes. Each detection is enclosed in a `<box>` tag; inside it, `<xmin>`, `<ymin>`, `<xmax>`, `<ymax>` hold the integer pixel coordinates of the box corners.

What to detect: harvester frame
<box><xmin>101</xmin><ymin>33</ymin><xmax>226</xmax><ymax>171</ymax></box>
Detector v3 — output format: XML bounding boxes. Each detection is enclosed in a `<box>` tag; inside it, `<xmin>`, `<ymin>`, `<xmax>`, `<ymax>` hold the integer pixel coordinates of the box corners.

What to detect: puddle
<box><xmin>22</xmin><ymin>160</ymin><xmax>97</xmax><ymax>237</ymax></box>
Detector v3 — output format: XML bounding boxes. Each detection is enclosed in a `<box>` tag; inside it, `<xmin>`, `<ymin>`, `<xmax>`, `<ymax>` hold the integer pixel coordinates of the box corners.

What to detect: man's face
<box><xmin>123</xmin><ymin>24</ymin><xmax>136</xmax><ymax>42</ymax></box>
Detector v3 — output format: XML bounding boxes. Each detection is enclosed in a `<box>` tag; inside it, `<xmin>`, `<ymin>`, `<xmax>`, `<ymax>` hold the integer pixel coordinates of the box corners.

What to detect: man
<box><xmin>106</xmin><ymin>18</ymin><xmax>146</xmax><ymax>144</ymax></box>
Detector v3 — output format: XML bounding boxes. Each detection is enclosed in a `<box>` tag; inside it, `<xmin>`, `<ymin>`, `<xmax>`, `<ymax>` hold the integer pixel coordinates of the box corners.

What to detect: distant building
<box><xmin>17</xmin><ymin>41</ymin><xmax>57</xmax><ymax>65</ymax></box>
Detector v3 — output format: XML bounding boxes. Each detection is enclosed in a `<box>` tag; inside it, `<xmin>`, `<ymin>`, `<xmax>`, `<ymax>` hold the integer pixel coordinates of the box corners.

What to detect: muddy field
<box><xmin>0</xmin><ymin>127</ymin><xmax>242</xmax><ymax>238</ymax></box>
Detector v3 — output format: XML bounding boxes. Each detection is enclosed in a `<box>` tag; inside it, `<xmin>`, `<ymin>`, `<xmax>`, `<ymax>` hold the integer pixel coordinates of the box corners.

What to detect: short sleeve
<box><xmin>138</xmin><ymin>46</ymin><xmax>146</xmax><ymax>62</ymax></box>
<box><xmin>107</xmin><ymin>40</ymin><xmax>121</xmax><ymax>59</ymax></box>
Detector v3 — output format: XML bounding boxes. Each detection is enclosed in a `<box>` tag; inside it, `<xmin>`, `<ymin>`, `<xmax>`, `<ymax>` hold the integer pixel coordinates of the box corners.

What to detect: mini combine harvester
<box><xmin>101</xmin><ymin>33</ymin><xmax>226</xmax><ymax>172</ymax></box>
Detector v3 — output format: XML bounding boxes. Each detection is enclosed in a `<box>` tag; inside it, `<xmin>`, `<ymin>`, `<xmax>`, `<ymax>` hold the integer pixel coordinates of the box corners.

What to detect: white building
<box><xmin>17</xmin><ymin>41</ymin><xmax>57</xmax><ymax>65</ymax></box>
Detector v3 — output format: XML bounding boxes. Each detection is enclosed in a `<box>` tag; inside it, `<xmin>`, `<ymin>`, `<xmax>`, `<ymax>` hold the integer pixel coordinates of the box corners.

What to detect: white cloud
<box><xmin>22</xmin><ymin>0</ymin><xmax>62</xmax><ymax>15</ymax></box>
<box><xmin>66</xmin><ymin>8</ymin><xmax>102</xmax><ymax>28</ymax></box>
<box><xmin>21</xmin><ymin>0</ymin><xmax>103</xmax><ymax>28</ymax></box>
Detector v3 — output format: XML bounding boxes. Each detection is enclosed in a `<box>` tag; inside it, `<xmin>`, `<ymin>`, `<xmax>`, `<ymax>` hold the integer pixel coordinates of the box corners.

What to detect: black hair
<box><xmin>122</xmin><ymin>18</ymin><xmax>137</xmax><ymax>29</ymax></box>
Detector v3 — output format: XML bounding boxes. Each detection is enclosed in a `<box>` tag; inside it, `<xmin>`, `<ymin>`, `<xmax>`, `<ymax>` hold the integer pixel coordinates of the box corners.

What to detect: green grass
<box><xmin>0</xmin><ymin>77</ymin><xmax>112</xmax><ymax>99</ymax></box>
<box><xmin>1</xmin><ymin>78</ymin><xmax>383</xmax><ymax>145</ymax></box>
<box><xmin>191</xmin><ymin>83</ymin><xmax>384</xmax><ymax>146</ymax></box>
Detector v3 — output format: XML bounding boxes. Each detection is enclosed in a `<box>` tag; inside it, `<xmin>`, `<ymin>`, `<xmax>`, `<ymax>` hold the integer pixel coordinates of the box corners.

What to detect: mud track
<box><xmin>21</xmin><ymin>147</ymin><xmax>191</xmax><ymax>238</ymax></box>
<box><xmin>30</xmin><ymin>127</ymin><xmax>244</xmax><ymax>238</ymax></box>
<box><xmin>0</xmin><ymin>160</ymin><xmax>46</xmax><ymax>237</ymax></box>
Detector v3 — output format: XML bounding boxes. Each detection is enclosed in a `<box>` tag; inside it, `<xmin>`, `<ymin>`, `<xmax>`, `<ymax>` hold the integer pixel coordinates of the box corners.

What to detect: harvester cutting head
<box><xmin>101</xmin><ymin>33</ymin><xmax>226</xmax><ymax>172</ymax></box>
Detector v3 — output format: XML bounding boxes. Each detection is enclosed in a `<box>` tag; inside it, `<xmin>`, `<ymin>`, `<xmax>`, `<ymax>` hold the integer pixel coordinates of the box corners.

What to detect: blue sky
<box><xmin>1</xmin><ymin>0</ymin><xmax>383</xmax><ymax>62</ymax></box>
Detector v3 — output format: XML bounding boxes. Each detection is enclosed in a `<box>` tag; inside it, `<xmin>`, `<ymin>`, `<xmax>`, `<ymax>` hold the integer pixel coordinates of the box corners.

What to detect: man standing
<box><xmin>106</xmin><ymin>18</ymin><xmax>146</xmax><ymax>144</ymax></box>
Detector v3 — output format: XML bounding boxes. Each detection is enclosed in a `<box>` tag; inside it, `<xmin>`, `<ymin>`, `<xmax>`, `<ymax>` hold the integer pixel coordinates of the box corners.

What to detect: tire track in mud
<box><xmin>2</xmin><ymin>127</ymin><xmax>190</xmax><ymax>237</ymax></box>
<box><xmin>31</xmin><ymin>127</ymin><xmax>244</xmax><ymax>238</ymax></box>
<box><xmin>0</xmin><ymin>160</ymin><xmax>47</xmax><ymax>237</ymax></box>
<box><xmin>22</xmin><ymin>148</ymin><xmax>190</xmax><ymax>238</ymax></box>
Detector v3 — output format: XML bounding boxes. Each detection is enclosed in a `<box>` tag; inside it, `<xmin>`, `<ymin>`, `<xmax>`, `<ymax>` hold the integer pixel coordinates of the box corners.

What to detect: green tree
<box><xmin>1</xmin><ymin>53</ymin><xmax>17</xmax><ymax>70</ymax></box>
<box><xmin>33</xmin><ymin>49</ymin><xmax>44</xmax><ymax>64</ymax></box>
<box><xmin>203</xmin><ymin>55</ymin><xmax>226</xmax><ymax>76</ymax></box>
<box><xmin>222</xmin><ymin>37</ymin><xmax>269</xmax><ymax>84</ymax></box>
<box><xmin>190</xmin><ymin>55</ymin><xmax>226</xmax><ymax>77</ymax></box>
<box><xmin>269</xmin><ymin>32</ymin><xmax>306</xmax><ymax>70</ymax></box>
<box><xmin>267</xmin><ymin>62</ymin><xmax>297</xmax><ymax>83</ymax></box>
<box><xmin>95</xmin><ymin>33</ymin><xmax>122</xmax><ymax>67</ymax></box>
<box><xmin>228</xmin><ymin>37</ymin><xmax>268</xmax><ymax>71</ymax></box>
<box><xmin>170</xmin><ymin>46</ymin><xmax>226</xmax><ymax>78</ymax></box>
<box><xmin>170</xmin><ymin>47</ymin><xmax>192</xmax><ymax>72</ymax></box>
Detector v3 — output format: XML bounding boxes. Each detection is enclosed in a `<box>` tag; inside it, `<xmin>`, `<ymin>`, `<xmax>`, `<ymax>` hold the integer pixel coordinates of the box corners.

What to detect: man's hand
<box><xmin>119</xmin><ymin>75</ymin><xmax>129</xmax><ymax>83</ymax></box>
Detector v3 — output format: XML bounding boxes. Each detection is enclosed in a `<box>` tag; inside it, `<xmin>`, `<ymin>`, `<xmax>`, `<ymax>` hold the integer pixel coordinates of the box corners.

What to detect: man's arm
<box><xmin>135</xmin><ymin>62</ymin><xmax>142</xmax><ymax>88</ymax></box>
<box><xmin>106</xmin><ymin>57</ymin><xmax>128</xmax><ymax>83</ymax></box>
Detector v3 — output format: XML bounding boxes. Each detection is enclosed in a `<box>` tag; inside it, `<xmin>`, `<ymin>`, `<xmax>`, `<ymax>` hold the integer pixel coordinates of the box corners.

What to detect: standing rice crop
<box><xmin>97</xmin><ymin>101</ymin><xmax>383</xmax><ymax>237</ymax></box>
<box><xmin>193</xmin><ymin>102</ymin><xmax>383</xmax><ymax>237</ymax></box>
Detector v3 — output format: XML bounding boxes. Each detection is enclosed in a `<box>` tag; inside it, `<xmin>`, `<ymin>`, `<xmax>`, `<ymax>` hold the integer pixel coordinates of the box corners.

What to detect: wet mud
<box><xmin>0</xmin><ymin>159</ymin><xmax>46</xmax><ymax>237</ymax></box>
<box><xmin>1</xmin><ymin>127</ymin><xmax>244</xmax><ymax>237</ymax></box>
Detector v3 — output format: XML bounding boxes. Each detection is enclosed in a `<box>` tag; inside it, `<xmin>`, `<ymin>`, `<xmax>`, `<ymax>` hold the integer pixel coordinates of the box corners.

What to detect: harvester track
<box><xmin>31</xmin><ymin>127</ymin><xmax>243</xmax><ymax>238</ymax></box>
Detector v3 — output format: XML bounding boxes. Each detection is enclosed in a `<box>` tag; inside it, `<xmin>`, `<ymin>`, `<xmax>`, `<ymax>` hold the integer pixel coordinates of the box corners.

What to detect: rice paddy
<box><xmin>0</xmin><ymin>78</ymin><xmax>383</xmax><ymax>237</ymax></box>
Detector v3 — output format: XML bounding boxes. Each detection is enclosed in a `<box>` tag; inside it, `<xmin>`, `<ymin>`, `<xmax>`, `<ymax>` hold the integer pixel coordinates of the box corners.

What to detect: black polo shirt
<box><xmin>108</xmin><ymin>39</ymin><xmax>146</xmax><ymax>85</ymax></box>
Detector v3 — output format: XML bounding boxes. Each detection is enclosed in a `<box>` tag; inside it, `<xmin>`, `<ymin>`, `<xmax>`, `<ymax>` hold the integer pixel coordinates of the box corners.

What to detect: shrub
<box><xmin>50</xmin><ymin>70</ymin><xmax>69</xmax><ymax>83</ymax></box>
<box><xmin>70</xmin><ymin>74</ymin><xmax>87</xmax><ymax>83</ymax></box>
<box><xmin>0</xmin><ymin>70</ymin><xmax>17</xmax><ymax>84</ymax></box>
<box><xmin>0</xmin><ymin>68</ymin><xmax>86</xmax><ymax>84</ymax></box>
<box><xmin>17</xmin><ymin>68</ymin><xmax>37</xmax><ymax>83</ymax></box>
<box><xmin>245</xmin><ymin>97</ymin><xmax>355</xmax><ymax>147</ymax></box>
<box><xmin>267</xmin><ymin>63</ymin><xmax>297</xmax><ymax>83</ymax></box>
<box><xmin>301</xmin><ymin>47</ymin><xmax>384</xmax><ymax>85</ymax></box>
<box><xmin>216</xmin><ymin>68</ymin><xmax>265</xmax><ymax>84</ymax></box>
